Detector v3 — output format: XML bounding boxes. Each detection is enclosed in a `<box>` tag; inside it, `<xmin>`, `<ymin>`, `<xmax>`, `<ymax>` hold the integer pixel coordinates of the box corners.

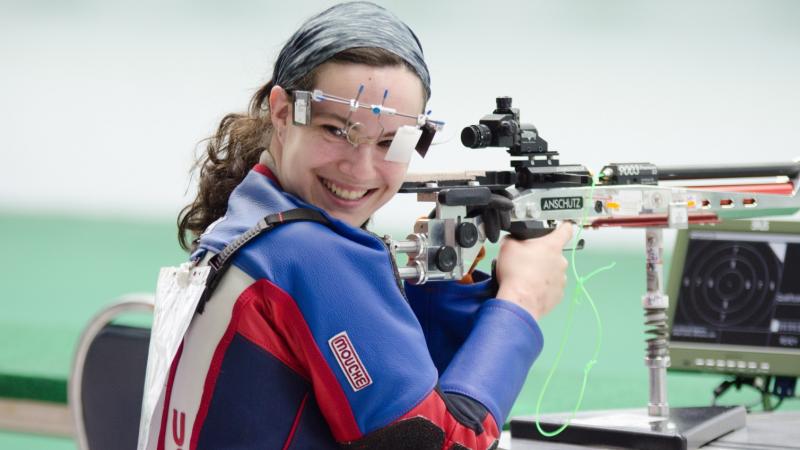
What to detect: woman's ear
<box><xmin>269</xmin><ymin>85</ymin><xmax>291</xmax><ymax>143</ymax></box>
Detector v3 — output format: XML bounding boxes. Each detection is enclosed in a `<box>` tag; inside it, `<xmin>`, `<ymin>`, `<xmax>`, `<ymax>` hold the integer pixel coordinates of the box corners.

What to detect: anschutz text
<box><xmin>540</xmin><ymin>196</ymin><xmax>584</xmax><ymax>211</ymax></box>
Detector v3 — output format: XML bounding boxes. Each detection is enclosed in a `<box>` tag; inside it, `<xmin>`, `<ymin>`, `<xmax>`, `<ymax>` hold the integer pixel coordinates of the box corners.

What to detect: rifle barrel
<box><xmin>657</xmin><ymin>162</ymin><xmax>800</xmax><ymax>181</ymax></box>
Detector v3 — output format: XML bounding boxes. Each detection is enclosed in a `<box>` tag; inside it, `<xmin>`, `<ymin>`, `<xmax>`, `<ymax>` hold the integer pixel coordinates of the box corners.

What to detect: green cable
<box><xmin>534</xmin><ymin>174</ymin><xmax>616</xmax><ymax>437</ymax></box>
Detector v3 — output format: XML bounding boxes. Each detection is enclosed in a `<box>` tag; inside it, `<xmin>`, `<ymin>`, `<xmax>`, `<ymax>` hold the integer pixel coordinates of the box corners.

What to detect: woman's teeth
<box><xmin>322</xmin><ymin>178</ymin><xmax>369</xmax><ymax>201</ymax></box>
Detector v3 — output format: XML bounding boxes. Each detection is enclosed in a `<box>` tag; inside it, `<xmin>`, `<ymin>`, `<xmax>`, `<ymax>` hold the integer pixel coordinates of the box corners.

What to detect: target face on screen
<box><xmin>682</xmin><ymin>241</ymin><xmax>778</xmax><ymax>328</ymax></box>
<box><xmin>671</xmin><ymin>231</ymin><xmax>800</xmax><ymax>350</ymax></box>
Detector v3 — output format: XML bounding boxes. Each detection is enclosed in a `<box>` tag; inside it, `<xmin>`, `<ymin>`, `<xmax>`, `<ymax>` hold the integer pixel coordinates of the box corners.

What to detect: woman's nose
<box><xmin>338</xmin><ymin>143</ymin><xmax>378</xmax><ymax>179</ymax></box>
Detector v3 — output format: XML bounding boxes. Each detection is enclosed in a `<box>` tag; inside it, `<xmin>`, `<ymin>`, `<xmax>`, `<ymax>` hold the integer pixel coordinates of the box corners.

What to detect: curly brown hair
<box><xmin>177</xmin><ymin>47</ymin><xmax>413</xmax><ymax>251</ymax></box>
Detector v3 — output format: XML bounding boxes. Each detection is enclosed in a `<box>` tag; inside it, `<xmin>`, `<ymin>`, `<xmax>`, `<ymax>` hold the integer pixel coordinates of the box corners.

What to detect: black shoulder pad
<box><xmin>342</xmin><ymin>417</ymin><xmax>443</xmax><ymax>450</ymax></box>
<box><xmin>449</xmin><ymin>441</ymin><xmax>499</xmax><ymax>450</ymax></box>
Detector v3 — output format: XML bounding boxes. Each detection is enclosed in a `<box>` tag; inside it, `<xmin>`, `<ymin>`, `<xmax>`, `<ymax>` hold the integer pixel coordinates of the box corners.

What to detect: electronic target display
<box><xmin>667</xmin><ymin>220</ymin><xmax>800</xmax><ymax>377</ymax></box>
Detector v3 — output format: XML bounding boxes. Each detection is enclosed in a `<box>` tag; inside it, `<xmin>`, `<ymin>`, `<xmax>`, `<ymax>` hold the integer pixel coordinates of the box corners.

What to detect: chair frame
<box><xmin>68</xmin><ymin>294</ymin><xmax>154</xmax><ymax>450</ymax></box>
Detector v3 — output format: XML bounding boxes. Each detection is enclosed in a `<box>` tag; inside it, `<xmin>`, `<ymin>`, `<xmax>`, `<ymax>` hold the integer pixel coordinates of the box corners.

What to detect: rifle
<box><xmin>388</xmin><ymin>96</ymin><xmax>800</xmax><ymax>284</ymax></box>
<box><xmin>385</xmin><ymin>96</ymin><xmax>800</xmax><ymax>431</ymax></box>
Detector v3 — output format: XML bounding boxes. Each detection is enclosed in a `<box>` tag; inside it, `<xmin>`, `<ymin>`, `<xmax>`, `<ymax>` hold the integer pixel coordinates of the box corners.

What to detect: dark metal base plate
<box><xmin>510</xmin><ymin>406</ymin><xmax>746</xmax><ymax>450</ymax></box>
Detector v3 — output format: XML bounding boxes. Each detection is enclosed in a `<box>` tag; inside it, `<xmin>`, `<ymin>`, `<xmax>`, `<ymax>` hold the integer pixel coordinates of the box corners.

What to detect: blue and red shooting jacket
<box><xmin>152</xmin><ymin>164</ymin><xmax>544</xmax><ymax>450</ymax></box>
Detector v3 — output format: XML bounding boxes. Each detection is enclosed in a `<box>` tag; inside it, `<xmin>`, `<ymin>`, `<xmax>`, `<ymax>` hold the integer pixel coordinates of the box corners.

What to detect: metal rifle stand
<box><xmin>510</xmin><ymin>228</ymin><xmax>746</xmax><ymax>450</ymax></box>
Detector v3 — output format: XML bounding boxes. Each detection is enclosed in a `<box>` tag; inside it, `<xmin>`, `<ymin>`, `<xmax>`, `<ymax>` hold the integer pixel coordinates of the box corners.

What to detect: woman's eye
<box><xmin>378</xmin><ymin>139</ymin><xmax>394</xmax><ymax>149</ymax></box>
<box><xmin>321</xmin><ymin>125</ymin><xmax>346</xmax><ymax>138</ymax></box>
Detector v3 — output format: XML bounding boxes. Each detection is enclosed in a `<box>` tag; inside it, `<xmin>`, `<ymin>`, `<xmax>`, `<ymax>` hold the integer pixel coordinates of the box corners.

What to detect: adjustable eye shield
<box><xmin>291</xmin><ymin>86</ymin><xmax>444</xmax><ymax>162</ymax></box>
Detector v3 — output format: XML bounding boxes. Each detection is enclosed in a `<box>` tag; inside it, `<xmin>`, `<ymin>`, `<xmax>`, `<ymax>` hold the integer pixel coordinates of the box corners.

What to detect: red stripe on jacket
<box><xmin>282</xmin><ymin>392</ymin><xmax>310</xmax><ymax>450</ymax></box>
<box><xmin>236</xmin><ymin>291</ymin><xmax>309</xmax><ymax>380</ymax></box>
<box><xmin>253</xmin><ymin>163</ymin><xmax>282</xmax><ymax>187</ymax></box>
<box><xmin>188</xmin><ymin>293</ymin><xmax>255</xmax><ymax>450</ymax></box>
<box><xmin>157</xmin><ymin>343</ymin><xmax>184</xmax><ymax>450</ymax></box>
<box><xmin>250</xmin><ymin>279</ymin><xmax>362</xmax><ymax>441</ymax></box>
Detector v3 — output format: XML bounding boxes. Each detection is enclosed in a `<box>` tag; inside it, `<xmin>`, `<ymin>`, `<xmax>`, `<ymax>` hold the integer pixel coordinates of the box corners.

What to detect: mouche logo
<box><xmin>329</xmin><ymin>331</ymin><xmax>372</xmax><ymax>392</ymax></box>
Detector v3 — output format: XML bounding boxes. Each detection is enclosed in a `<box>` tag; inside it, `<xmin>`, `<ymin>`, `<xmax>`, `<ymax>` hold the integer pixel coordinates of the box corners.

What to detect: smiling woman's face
<box><xmin>269</xmin><ymin>62</ymin><xmax>425</xmax><ymax>228</ymax></box>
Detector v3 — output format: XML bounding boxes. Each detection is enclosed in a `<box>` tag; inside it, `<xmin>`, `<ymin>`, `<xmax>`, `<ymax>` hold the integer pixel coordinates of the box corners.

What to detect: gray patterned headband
<box><xmin>272</xmin><ymin>1</ymin><xmax>431</xmax><ymax>100</ymax></box>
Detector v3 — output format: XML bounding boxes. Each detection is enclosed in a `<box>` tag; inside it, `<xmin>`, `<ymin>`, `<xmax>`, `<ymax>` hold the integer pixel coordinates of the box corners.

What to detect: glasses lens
<box><xmin>304</xmin><ymin>92</ymin><xmax>421</xmax><ymax>151</ymax></box>
<box><xmin>345</xmin><ymin>122</ymin><xmax>392</xmax><ymax>147</ymax></box>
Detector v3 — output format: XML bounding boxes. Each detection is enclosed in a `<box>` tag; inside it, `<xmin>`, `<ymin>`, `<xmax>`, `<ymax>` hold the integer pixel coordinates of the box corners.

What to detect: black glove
<box><xmin>467</xmin><ymin>191</ymin><xmax>513</xmax><ymax>243</ymax></box>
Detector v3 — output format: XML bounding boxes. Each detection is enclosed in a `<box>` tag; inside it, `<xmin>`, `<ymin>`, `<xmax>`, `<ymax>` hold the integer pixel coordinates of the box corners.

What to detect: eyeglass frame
<box><xmin>290</xmin><ymin>87</ymin><xmax>443</xmax><ymax>158</ymax></box>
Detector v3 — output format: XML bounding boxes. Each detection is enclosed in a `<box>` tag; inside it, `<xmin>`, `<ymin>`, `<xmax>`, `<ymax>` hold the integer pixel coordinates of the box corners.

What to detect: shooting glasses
<box><xmin>292</xmin><ymin>85</ymin><xmax>444</xmax><ymax>162</ymax></box>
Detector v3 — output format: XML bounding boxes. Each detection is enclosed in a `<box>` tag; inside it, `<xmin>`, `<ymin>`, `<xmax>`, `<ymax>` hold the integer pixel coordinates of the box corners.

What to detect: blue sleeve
<box><xmin>404</xmin><ymin>271</ymin><xmax>494</xmax><ymax>374</ymax></box>
<box><xmin>440</xmin><ymin>298</ymin><xmax>544</xmax><ymax>426</ymax></box>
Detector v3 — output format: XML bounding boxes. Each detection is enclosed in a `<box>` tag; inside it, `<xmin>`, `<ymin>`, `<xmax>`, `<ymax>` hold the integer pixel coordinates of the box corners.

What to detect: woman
<box><xmin>158</xmin><ymin>2</ymin><xmax>571</xmax><ymax>449</ymax></box>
